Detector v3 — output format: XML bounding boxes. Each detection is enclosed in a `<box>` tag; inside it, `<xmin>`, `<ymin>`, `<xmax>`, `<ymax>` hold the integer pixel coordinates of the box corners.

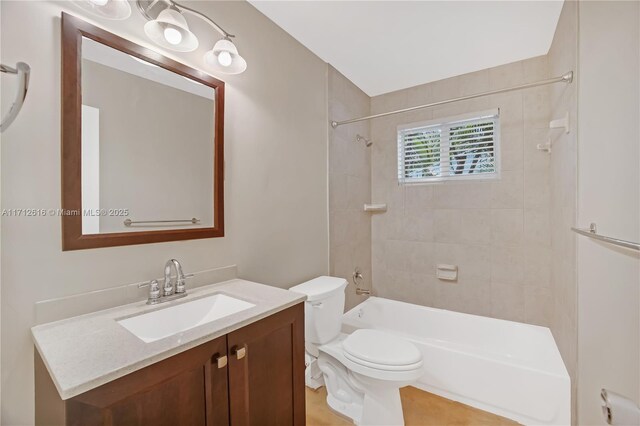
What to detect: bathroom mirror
<box><xmin>61</xmin><ymin>13</ymin><xmax>224</xmax><ymax>250</ymax></box>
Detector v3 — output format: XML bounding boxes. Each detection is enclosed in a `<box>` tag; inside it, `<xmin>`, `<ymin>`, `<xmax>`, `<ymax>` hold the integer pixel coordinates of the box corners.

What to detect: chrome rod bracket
<box><xmin>562</xmin><ymin>71</ymin><xmax>574</xmax><ymax>83</ymax></box>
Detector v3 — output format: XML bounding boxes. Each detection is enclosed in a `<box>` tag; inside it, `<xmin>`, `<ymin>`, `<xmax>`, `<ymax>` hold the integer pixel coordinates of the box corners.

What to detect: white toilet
<box><xmin>290</xmin><ymin>276</ymin><xmax>423</xmax><ymax>426</ymax></box>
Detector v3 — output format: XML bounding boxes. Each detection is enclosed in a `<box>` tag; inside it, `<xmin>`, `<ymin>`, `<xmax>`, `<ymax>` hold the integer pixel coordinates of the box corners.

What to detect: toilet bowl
<box><xmin>290</xmin><ymin>276</ymin><xmax>423</xmax><ymax>425</ymax></box>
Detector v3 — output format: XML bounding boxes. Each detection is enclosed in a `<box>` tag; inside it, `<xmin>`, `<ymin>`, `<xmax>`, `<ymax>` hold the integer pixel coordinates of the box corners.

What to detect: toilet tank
<box><xmin>290</xmin><ymin>276</ymin><xmax>347</xmax><ymax>345</ymax></box>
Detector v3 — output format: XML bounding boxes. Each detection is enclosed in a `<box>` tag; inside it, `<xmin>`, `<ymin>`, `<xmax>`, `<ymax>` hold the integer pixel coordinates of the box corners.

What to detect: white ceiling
<box><xmin>249</xmin><ymin>1</ymin><xmax>564</xmax><ymax>96</ymax></box>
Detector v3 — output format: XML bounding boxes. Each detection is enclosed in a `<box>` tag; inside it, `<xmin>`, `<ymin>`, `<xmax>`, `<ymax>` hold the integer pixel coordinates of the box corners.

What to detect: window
<box><xmin>397</xmin><ymin>109</ymin><xmax>500</xmax><ymax>184</ymax></box>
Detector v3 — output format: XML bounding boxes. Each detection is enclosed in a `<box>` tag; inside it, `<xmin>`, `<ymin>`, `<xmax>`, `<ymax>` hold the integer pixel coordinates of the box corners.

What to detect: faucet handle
<box><xmin>146</xmin><ymin>280</ymin><xmax>161</xmax><ymax>304</ymax></box>
<box><xmin>175</xmin><ymin>273</ymin><xmax>194</xmax><ymax>294</ymax></box>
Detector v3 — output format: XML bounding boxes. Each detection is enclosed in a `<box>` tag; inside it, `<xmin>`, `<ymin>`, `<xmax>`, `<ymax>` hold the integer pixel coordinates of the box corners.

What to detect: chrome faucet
<box><xmin>140</xmin><ymin>259</ymin><xmax>193</xmax><ymax>305</ymax></box>
<box><xmin>353</xmin><ymin>268</ymin><xmax>371</xmax><ymax>296</ymax></box>
<box><xmin>163</xmin><ymin>259</ymin><xmax>185</xmax><ymax>296</ymax></box>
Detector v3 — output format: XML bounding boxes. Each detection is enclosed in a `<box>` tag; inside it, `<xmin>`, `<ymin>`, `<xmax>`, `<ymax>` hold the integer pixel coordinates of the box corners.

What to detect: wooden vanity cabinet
<box><xmin>227</xmin><ymin>302</ymin><xmax>305</xmax><ymax>426</ymax></box>
<box><xmin>35</xmin><ymin>304</ymin><xmax>305</xmax><ymax>426</ymax></box>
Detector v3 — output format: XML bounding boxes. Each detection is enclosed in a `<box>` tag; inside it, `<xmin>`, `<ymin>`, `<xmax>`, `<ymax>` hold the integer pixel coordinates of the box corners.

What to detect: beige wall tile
<box><xmin>523</xmin><ymin>245</ymin><xmax>552</xmax><ymax>288</ymax></box>
<box><xmin>548</xmin><ymin>1</ymin><xmax>578</xmax><ymax>415</ymax></box>
<box><xmin>524</xmin><ymin>285</ymin><xmax>553</xmax><ymax>327</ymax></box>
<box><xmin>329</xmin><ymin>173</ymin><xmax>349</xmax><ymax>211</ymax></box>
<box><xmin>405</xmin><ymin>185</ymin><xmax>433</xmax><ymax>214</ymax></box>
<box><xmin>491</xmin><ymin>171</ymin><xmax>524</xmax><ymax>209</ymax></box>
<box><xmin>524</xmin><ymin>169</ymin><xmax>551</xmax><ymax>209</ymax></box>
<box><xmin>491</xmin><ymin>245</ymin><xmax>525</xmax><ymax>285</ymax></box>
<box><xmin>433</xmin><ymin>182</ymin><xmax>493</xmax><ymax>209</ymax></box>
<box><xmin>524</xmin><ymin>128</ymin><xmax>551</xmax><ymax>172</ymax></box>
<box><xmin>492</xmin><ymin>92</ymin><xmax>524</xmax><ymax>131</ymax></box>
<box><xmin>434</xmin><ymin>209</ymin><xmax>492</xmax><ymax>244</ymax></box>
<box><xmin>523</xmin><ymin>55</ymin><xmax>550</xmax><ymax>82</ymax></box>
<box><xmin>433</xmin><ymin>243</ymin><xmax>492</xmax><ymax>282</ymax></box>
<box><xmin>523</xmin><ymin>87</ymin><xmax>551</xmax><ymax>128</ymax></box>
<box><xmin>490</xmin><ymin>282</ymin><xmax>526</xmax><ymax>322</ymax></box>
<box><xmin>489</xmin><ymin>60</ymin><xmax>525</xmax><ymax>90</ymax></box>
<box><xmin>524</xmin><ymin>209</ymin><xmax>551</xmax><ymax>247</ymax></box>
<box><xmin>439</xmin><ymin>278</ymin><xmax>492</xmax><ymax>317</ymax></box>
<box><xmin>501</xmin><ymin>129</ymin><xmax>525</xmax><ymax>172</ymax></box>
<box><xmin>328</xmin><ymin>66</ymin><xmax>372</xmax><ymax>307</ymax></box>
<box><xmin>401</xmin><ymin>211</ymin><xmax>435</xmax><ymax>242</ymax></box>
<box><xmin>368</xmin><ymin>56</ymin><xmax>553</xmax><ymax>330</ymax></box>
<box><xmin>459</xmin><ymin>69</ymin><xmax>491</xmax><ymax>96</ymax></box>
<box><xmin>491</xmin><ymin>209</ymin><xmax>524</xmax><ymax>246</ymax></box>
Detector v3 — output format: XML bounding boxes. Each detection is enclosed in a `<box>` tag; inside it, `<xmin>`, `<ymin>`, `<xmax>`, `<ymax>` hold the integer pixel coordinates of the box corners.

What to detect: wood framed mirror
<box><xmin>61</xmin><ymin>13</ymin><xmax>224</xmax><ymax>250</ymax></box>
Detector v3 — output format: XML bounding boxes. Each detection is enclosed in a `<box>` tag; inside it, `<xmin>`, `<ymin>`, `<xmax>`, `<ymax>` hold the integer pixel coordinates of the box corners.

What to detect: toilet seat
<box><xmin>343</xmin><ymin>329</ymin><xmax>423</xmax><ymax>371</ymax></box>
<box><xmin>319</xmin><ymin>332</ymin><xmax>423</xmax><ymax>383</ymax></box>
<box><xmin>344</xmin><ymin>353</ymin><xmax>424</xmax><ymax>372</ymax></box>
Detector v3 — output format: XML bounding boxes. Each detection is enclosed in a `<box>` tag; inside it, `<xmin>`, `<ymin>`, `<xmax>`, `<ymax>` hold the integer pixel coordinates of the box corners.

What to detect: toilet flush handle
<box><xmin>311</xmin><ymin>301</ymin><xmax>323</xmax><ymax>308</ymax></box>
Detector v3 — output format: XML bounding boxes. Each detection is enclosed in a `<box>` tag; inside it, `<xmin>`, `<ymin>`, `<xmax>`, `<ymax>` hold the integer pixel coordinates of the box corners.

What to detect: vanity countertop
<box><xmin>31</xmin><ymin>279</ymin><xmax>305</xmax><ymax>400</ymax></box>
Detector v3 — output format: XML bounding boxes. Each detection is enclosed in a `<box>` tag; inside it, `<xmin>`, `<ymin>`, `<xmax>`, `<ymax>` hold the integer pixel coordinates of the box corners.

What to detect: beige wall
<box><xmin>548</xmin><ymin>0</ymin><xmax>579</xmax><ymax>420</ymax></box>
<box><xmin>576</xmin><ymin>1</ymin><xmax>640</xmax><ymax>424</ymax></box>
<box><xmin>370</xmin><ymin>57</ymin><xmax>553</xmax><ymax>324</ymax></box>
<box><xmin>0</xmin><ymin>1</ymin><xmax>329</xmax><ymax>424</ymax></box>
<box><xmin>328</xmin><ymin>66</ymin><xmax>371</xmax><ymax>310</ymax></box>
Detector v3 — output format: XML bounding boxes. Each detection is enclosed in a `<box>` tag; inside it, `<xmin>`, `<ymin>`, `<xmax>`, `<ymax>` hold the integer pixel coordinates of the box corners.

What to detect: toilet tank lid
<box><xmin>289</xmin><ymin>276</ymin><xmax>347</xmax><ymax>301</ymax></box>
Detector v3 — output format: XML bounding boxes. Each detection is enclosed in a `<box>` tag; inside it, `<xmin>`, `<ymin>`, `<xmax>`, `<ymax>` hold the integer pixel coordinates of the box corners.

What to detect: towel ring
<box><xmin>1</xmin><ymin>62</ymin><xmax>30</xmax><ymax>132</ymax></box>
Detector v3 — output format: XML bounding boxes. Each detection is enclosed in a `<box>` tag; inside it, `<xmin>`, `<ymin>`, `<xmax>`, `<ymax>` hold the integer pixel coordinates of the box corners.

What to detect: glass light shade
<box><xmin>76</xmin><ymin>0</ymin><xmax>131</xmax><ymax>20</ymax></box>
<box><xmin>143</xmin><ymin>8</ymin><xmax>198</xmax><ymax>52</ymax></box>
<box><xmin>203</xmin><ymin>38</ymin><xmax>247</xmax><ymax>75</ymax></box>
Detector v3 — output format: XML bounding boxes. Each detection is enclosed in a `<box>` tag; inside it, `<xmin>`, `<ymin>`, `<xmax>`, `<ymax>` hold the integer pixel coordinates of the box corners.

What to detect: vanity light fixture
<box><xmin>78</xmin><ymin>0</ymin><xmax>247</xmax><ymax>74</ymax></box>
<box><xmin>138</xmin><ymin>0</ymin><xmax>247</xmax><ymax>74</ymax></box>
<box><xmin>76</xmin><ymin>0</ymin><xmax>132</xmax><ymax>20</ymax></box>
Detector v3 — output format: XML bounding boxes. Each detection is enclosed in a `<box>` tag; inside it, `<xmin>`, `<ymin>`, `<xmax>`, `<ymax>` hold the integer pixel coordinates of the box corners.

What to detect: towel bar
<box><xmin>571</xmin><ymin>223</ymin><xmax>640</xmax><ymax>251</ymax></box>
<box><xmin>124</xmin><ymin>218</ymin><xmax>200</xmax><ymax>227</ymax></box>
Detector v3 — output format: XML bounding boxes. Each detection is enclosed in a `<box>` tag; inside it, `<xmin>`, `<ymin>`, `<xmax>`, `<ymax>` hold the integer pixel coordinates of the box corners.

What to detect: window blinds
<box><xmin>398</xmin><ymin>110</ymin><xmax>499</xmax><ymax>183</ymax></box>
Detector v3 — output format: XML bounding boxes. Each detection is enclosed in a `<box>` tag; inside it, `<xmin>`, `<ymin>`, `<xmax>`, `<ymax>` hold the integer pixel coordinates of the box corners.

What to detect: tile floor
<box><xmin>306</xmin><ymin>386</ymin><xmax>519</xmax><ymax>426</ymax></box>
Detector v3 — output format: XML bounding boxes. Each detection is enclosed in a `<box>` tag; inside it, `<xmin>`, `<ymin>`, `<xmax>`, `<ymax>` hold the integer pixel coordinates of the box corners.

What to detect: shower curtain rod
<box><xmin>330</xmin><ymin>70</ymin><xmax>574</xmax><ymax>128</ymax></box>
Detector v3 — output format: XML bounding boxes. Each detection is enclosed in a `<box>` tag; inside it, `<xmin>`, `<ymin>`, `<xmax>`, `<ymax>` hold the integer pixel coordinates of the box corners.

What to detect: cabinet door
<box><xmin>63</xmin><ymin>336</ymin><xmax>229</xmax><ymax>426</ymax></box>
<box><xmin>227</xmin><ymin>304</ymin><xmax>305</xmax><ymax>426</ymax></box>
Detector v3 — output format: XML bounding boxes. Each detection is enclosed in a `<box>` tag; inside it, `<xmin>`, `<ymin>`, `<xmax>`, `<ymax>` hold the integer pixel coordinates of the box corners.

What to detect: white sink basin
<box><xmin>117</xmin><ymin>293</ymin><xmax>255</xmax><ymax>343</ymax></box>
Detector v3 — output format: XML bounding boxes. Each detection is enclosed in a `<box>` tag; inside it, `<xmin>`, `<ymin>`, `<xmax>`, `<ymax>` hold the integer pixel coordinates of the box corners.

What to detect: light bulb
<box><xmin>217</xmin><ymin>51</ymin><xmax>232</xmax><ymax>67</ymax></box>
<box><xmin>88</xmin><ymin>0</ymin><xmax>109</xmax><ymax>5</ymax></box>
<box><xmin>163</xmin><ymin>27</ymin><xmax>182</xmax><ymax>45</ymax></box>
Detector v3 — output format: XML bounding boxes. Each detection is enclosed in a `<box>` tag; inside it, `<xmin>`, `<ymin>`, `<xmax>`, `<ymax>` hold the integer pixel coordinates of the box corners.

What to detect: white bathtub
<box><xmin>342</xmin><ymin>297</ymin><xmax>571</xmax><ymax>425</ymax></box>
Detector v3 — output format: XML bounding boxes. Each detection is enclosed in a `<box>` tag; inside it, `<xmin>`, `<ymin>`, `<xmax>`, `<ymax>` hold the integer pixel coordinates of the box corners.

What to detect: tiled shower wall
<box><xmin>327</xmin><ymin>66</ymin><xmax>372</xmax><ymax>310</ymax></box>
<box><xmin>548</xmin><ymin>0</ymin><xmax>578</xmax><ymax>417</ymax></box>
<box><xmin>369</xmin><ymin>58</ymin><xmax>554</xmax><ymax>324</ymax></box>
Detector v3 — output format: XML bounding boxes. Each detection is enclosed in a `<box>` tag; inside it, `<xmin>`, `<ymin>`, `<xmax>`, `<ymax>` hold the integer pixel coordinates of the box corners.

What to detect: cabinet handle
<box><xmin>212</xmin><ymin>353</ymin><xmax>228</xmax><ymax>369</ymax></box>
<box><xmin>231</xmin><ymin>345</ymin><xmax>247</xmax><ymax>360</ymax></box>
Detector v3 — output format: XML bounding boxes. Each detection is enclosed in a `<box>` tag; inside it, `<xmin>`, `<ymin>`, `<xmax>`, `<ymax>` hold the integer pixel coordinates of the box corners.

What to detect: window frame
<box><xmin>397</xmin><ymin>108</ymin><xmax>501</xmax><ymax>185</ymax></box>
